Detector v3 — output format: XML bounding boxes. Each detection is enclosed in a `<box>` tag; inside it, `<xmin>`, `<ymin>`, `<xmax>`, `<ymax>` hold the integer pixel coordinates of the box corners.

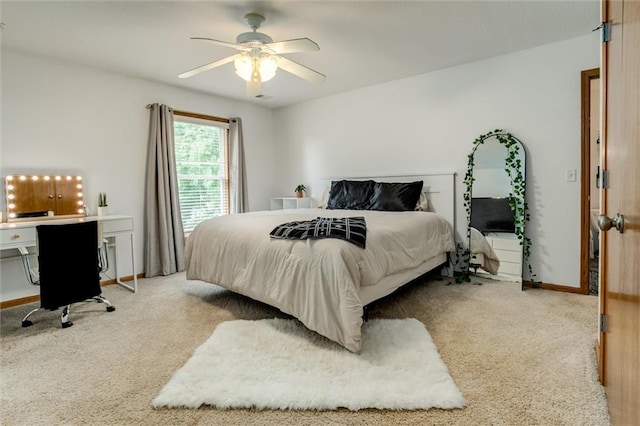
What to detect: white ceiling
<box><xmin>1</xmin><ymin>1</ymin><xmax>599</xmax><ymax>109</ymax></box>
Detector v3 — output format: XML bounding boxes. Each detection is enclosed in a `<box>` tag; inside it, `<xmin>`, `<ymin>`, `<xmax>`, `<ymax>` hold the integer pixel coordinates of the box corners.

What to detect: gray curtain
<box><xmin>229</xmin><ymin>117</ymin><xmax>248</xmax><ymax>213</ymax></box>
<box><xmin>144</xmin><ymin>103</ymin><xmax>185</xmax><ymax>277</ymax></box>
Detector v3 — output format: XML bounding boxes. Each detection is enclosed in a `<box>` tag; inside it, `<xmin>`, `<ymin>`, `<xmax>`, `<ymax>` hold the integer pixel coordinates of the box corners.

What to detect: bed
<box><xmin>184</xmin><ymin>174</ymin><xmax>456</xmax><ymax>352</ymax></box>
<box><xmin>469</xmin><ymin>227</ymin><xmax>500</xmax><ymax>275</ymax></box>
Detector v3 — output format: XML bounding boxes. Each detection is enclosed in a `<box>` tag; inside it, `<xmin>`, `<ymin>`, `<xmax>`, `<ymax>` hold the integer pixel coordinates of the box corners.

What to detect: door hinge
<box><xmin>600</xmin><ymin>313</ymin><xmax>608</xmax><ymax>333</ymax></box>
<box><xmin>602</xmin><ymin>169</ymin><xmax>609</xmax><ymax>189</ymax></box>
<box><xmin>593</xmin><ymin>21</ymin><xmax>611</xmax><ymax>42</ymax></box>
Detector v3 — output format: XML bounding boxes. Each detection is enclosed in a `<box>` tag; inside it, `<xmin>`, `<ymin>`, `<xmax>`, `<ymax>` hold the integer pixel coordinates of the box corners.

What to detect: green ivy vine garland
<box><xmin>457</xmin><ymin>129</ymin><xmax>536</xmax><ymax>284</ymax></box>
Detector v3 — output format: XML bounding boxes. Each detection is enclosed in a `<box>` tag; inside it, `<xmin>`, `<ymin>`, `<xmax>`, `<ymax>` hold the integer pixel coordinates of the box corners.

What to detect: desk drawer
<box><xmin>0</xmin><ymin>227</ymin><xmax>37</xmax><ymax>247</ymax></box>
<box><xmin>102</xmin><ymin>218</ymin><xmax>133</xmax><ymax>234</ymax></box>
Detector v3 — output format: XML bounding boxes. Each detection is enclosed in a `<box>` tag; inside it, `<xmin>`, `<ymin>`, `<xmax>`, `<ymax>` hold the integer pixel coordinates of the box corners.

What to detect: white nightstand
<box><xmin>270</xmin><ymin>197</ymin><xmax>312</xmax><ymax>210</ymax></box>
<box><xmin>476</xmin><ymin>232</ymin><xmax>523</xmax><ymax>284</ymax></box>
<box><xmin>488</xmin><ymin>234</ymin><xmax>523</xmax><ymax>276</ymax></box>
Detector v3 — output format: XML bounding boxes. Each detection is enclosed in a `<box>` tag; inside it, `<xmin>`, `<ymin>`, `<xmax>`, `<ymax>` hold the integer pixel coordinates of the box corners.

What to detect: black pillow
<box><xmin>365</xmin><ymin>181</ymin><xmax>424</xmax><ymax>211</ymax></box>
<box><xmin>326</xmin><ymin>180</ymin><xmax>375</xmax><ymax>210</ymax></box>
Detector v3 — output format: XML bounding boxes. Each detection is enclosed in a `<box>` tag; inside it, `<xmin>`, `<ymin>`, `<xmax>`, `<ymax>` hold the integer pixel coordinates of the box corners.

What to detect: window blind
<box><xmin>174</xmin><ymin>119</ymin><xmax>229</xmax><ymax>232</ymax></box>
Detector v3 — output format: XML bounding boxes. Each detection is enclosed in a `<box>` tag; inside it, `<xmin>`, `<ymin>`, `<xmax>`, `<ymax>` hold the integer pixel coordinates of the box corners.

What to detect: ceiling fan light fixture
<box><xmin>234</xmin><ymin>55</ymin><xmax>253</xmax><ymax>81</ymax></box>
<box><xmin>234</xmin><ymin>54</ymin><xmax>278</xmax><ymax>83</ymax></box>
<box><xmin>259</xmin><ymin>55</ymin><xmax>278</xmax><ymax>82</ymax></box>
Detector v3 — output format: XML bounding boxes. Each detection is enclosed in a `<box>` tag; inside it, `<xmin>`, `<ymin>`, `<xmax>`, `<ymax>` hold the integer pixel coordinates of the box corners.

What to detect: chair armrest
<box><xmin>98</xmin><ymin>239</ymin><xmax>110</xmax><ymax>273</ymax></box>
<box><xmin>18</xmin><ymin>246</ymin><xmax>39</xmax><ymax>286</ymax></box>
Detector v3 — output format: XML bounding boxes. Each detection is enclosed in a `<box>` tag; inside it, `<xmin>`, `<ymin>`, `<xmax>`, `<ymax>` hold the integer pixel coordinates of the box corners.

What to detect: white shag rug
<box><xmin>153</xmin><ymin>318</ymin><xmax>465</xmax><ymax>411</ymax></box>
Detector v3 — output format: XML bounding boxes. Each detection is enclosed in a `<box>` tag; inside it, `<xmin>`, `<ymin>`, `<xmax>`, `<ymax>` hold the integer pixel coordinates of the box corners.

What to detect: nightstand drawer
<box><xmin>492</xmin><ymin>237</ymin><xmax>521</xmax><ymax>251</ymax></box>
<box><xmin>494</xmin><ymin>249</ymin><xmax>522</xmax><ymax>263</ymax></box>
<box><xmin>0</xmin><ymin>228</ymin><xmax>36</xmax><ymax>246</ymax></box>
<box><xmin>499</xmin><ymin>261</ymin><xmax>522</xmax><ymax>275</ymax></box>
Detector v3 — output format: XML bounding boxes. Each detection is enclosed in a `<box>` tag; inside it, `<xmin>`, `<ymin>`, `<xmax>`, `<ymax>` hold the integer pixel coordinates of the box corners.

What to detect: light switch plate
<box><xmin>566</xmin><ymin>168</ymin><xmax>577</xmax><ymax>182</ymax></box>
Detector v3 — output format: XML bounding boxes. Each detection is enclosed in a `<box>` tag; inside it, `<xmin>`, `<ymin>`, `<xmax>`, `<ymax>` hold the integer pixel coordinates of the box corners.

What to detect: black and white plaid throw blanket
<box><xmin>269</xmin><ymin>216</ymin><xmax>367</xmax><ymax>248</ymax></box>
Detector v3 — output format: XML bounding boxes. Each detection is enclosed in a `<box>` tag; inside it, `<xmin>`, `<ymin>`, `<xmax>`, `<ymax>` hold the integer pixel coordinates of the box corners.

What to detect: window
<box><xmin>174</xmin><ymin>113</ymin><xmax>229</xmax><ymax>233</ymax></box>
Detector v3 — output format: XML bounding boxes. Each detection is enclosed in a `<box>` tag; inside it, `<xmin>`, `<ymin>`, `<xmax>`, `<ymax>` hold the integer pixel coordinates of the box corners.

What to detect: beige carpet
<box><xmin>0</xmin><ymin>273</ymin><xmax>610</xmax><ymax>425</ymax></box>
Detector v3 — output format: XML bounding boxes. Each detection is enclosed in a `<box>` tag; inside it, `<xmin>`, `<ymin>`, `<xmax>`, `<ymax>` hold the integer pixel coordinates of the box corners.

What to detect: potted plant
<box><xmin>97</xmin><ymin>192</ymin><xmax>108</xmax><ymax>216</ymax></box>
<box><xmin>294</xmin><ymin>184</ymin><xmax>307</xmax><ymax>198</ymax></box>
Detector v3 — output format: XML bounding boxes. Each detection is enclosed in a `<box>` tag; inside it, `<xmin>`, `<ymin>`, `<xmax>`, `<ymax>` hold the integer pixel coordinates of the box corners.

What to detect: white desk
<box><xmin>0</xmin><ymin>215</ymin><xmax>138</xmax><ymax>293</ymax></box>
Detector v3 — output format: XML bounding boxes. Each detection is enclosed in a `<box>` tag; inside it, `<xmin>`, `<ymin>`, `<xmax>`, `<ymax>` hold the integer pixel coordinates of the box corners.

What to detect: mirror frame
<box><xmin>461</xmin><ymin>130</ymin><xmax>531</xmax><ymax>283</ymax></box>
<box><xmin>5</xmin><ymin>174</ymin><xmax>85</xmax><ymax>222</ymax></box>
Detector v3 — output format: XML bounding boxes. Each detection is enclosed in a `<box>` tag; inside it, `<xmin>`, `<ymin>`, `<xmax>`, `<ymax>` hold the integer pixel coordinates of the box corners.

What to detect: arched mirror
<box><xmin>466</xmin><ymin>132</ymin><xmax>527</xmax><ymax>286</ymax></box>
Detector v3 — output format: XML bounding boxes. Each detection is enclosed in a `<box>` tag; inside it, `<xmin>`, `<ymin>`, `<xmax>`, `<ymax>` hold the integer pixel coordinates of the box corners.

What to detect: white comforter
<box><xmin>469</xmin><ymin>227</ymin><xmax>500</xmax><ymax>274</ymax></box>
<box><xmin>185</xmin><ymin>209</ymin><xmax>455</xmax><ymax>352</ymax></box>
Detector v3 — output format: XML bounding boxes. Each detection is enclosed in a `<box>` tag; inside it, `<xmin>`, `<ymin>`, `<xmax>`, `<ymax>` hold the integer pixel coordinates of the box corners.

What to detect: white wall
<box><xmin>473</xmin><ymin>169</ymin><xmax>511</xmax><ymax>198</ymax></box>
<box><xmin>0</xmin><ymin>32</ymin><xmax>600</xmax><ymax>300</ymax></box>
<box><xmin>1</xmin><ymin>48</ymin><xmax>275</xmax><ymax>301</ymax></box>
<box><xmin>273</xmin><ymin>33</ymin><xmax>599</xmax><ymax>287</ymax></box>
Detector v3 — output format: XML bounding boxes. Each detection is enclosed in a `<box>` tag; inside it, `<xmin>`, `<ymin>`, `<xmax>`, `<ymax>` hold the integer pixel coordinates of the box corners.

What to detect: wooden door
<box><xmin>54</xmin><ymin>179</ymin><xmax>82</xmax><ymax>216</ymax></box>
<box><xmin>11</xmin><ymin>177</ymin><xmax>56</xmax><ymax>216</ymax></box>
<box><xmin>600</xmin><ymin>0</ymin><xmax>640</xmax><ymax>424</ymax></box>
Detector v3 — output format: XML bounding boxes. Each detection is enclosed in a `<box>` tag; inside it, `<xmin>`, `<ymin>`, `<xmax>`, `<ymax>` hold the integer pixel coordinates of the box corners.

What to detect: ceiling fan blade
<box><xmin>275</xmin><ymin>56</ymin><xmax>326</xmax><ymax>83</ymax></box>
<box><xmin>265</xmin><ymin>38</ymin><xmax>320</xmax><ymax>54</ymax></box>
<box><xmin>190</xmin><ymin>37</ymin><xmax>248</xmax><ymax>51</ymax></box>
<box><xmin>178</xmin><ymin>55</ymin><xmax>238</xmax><ymax>79</ymax></box>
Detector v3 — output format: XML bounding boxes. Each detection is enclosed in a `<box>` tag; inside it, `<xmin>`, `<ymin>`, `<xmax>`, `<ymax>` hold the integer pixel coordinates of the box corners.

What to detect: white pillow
<box><xmin>317</xmin><ymin>186</ymin><xmax>330</xmax><ymax>209</ymax></box>
<box><xmin>415</xmin><ymin>192</ymin><xmax>429</xmax><ymax>211</ymax></box>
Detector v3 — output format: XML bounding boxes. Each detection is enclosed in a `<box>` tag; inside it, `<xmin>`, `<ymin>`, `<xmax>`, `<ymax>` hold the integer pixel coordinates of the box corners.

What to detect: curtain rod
<box><xmin>145</xmin><ymin>104</ymin><xmax>230</xmax><ymax>123</ymax></box>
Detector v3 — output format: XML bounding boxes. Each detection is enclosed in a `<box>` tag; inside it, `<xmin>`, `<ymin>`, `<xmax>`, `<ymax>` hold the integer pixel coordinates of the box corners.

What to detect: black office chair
<box><xmin>19</xmin><ymin>221</ymin><xmax>115</xmax><ymax>328</ymax></box>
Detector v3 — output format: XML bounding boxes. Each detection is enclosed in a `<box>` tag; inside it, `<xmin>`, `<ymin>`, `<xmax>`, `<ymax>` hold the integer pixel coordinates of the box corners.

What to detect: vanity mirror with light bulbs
<box><xmin>466</xmin><ymin>133</ymin><xmax>527</xmax><ymax>285</ymax></box>
<box><xmin>4</xmin><ymin>174</ymin><xmax>85</xmax><ymax>221</ymax></box>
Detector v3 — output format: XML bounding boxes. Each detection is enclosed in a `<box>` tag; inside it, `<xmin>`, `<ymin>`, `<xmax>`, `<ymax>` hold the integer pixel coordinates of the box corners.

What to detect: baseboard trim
<box><xmin>523</xmin><ymin>280</ymin><xmax>586</xmax><ymax>294</ymax></box>
<box><xmin>0</xmin><ymin>273</ymin><xmax>144</xmax><ymax>309</ymax></box>
<box><xmin>0</xmin><ymin>294</ymin><xmax>41</xmax><ymax>309</ymax></box>
<box><xmin>100</xmin><ymin>273</ymin><xmax>144</xmax><ymax>286</ymax></box>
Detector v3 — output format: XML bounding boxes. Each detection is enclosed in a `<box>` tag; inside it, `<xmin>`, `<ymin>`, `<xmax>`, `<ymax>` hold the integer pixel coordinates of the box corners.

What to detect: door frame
<box><xmin>580</xmin><ymin>68</ymin><xmax>600</xmax><ymax>295</ymax></box>
<box><xmin>597</xmin><ymin>0</ymin><xmax>609</xmax><ymax>385</ymax></box>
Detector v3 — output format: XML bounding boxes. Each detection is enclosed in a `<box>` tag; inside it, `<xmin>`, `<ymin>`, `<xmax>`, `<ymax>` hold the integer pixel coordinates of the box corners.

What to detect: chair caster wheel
<box><xmin>61</xmin><ymin>321</ymin><xmax>73</xmax><ymax>328</ymax></box>
<box><xmin>22</xmin><ymin>320</ymin><xmax>33</xmax><ymax>328</ymax></box>
<box><xmin>106</xmin><ymin>306</ymin><xmax>116</xmax><ymax>312</ymax></box>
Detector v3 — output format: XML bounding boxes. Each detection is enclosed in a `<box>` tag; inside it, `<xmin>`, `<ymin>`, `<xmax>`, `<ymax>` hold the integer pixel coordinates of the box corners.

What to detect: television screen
<box><xmin>470</xmin><ymin>197</ymin><xmax>515</xmax><ymax>234</ymax></box>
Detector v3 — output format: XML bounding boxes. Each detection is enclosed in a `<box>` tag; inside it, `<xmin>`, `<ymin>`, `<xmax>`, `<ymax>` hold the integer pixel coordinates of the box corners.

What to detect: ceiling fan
<box><xmin>179</xmin><ymin>13</ymin><xmax>326</xmax><ymax>96</ymax></box>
